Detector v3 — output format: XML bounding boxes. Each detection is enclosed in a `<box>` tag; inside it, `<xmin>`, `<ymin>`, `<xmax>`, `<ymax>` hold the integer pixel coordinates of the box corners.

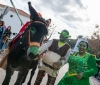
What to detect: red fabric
<box><xmin>42</xmin><ymin>73</ymin><xmax>46</xmax><ymax>77</ymax></box>
<box><xmin>10</xmin><ymin>34</ymin><xmax>20</xmax><ymax>49</ymax></box>
<box><xmin>37</xmin><ymin>12</ymin><xmax>42</xmax><ymax>18</ymax></box>
<box><xmin>19</xmin><ymin>21</ymin><xmax>30</xmax><ymax>33</ymax></box>
<box><xmin>10</xmin><ymin>21</ymin><xmax>30</xmax><ymax>49</ymax></box>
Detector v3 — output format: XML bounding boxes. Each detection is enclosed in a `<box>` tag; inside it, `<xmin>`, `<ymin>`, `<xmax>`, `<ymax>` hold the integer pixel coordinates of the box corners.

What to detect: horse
<box><xmin>2</xmin><ymin>2</ymin><xmax>49</xmax><ymax>85</ymax></box>
<box><xmin>21</xmin><ymin>19</ymin><xmax>51</xmax><ymax>85</ymax></box>
<box><xmin>2</xmin><ymin>21</ymin><xmax>49</xmax><ymax>85</ymax></box>
<box><xmin>20</xmin><ymin>36</ymin><xmax>49</xmax><ymax>85</ymax></box>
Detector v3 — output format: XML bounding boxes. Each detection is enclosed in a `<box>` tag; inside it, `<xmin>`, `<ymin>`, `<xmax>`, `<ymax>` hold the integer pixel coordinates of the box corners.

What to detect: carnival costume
<box><xmin>58</xmin><ymin>52</ymin><xmax>97</xmax><ymax>85</ymax></box>
<box><xmin>34</xmin><ymin>39</ymin><xmax>71</xmax><ymax>85</ymax></box>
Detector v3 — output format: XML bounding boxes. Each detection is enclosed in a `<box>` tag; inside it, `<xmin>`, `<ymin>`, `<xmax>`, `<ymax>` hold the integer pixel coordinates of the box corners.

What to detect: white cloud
<box><xmin>0</xmin><ymin>0</ymin><xmax>100</xmax><ymax>39</ymax></box>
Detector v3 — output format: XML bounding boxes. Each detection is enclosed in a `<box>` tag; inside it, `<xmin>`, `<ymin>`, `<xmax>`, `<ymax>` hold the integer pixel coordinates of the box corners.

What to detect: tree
<box><xmin>88</xmin><ymin>24</ymin><xmax>100</xmax><ymax>55</ymax></box>
<box><xmin>46</xmin><ymin>23</ymin><xmax>56</xmax><ymax>40</ymax></box>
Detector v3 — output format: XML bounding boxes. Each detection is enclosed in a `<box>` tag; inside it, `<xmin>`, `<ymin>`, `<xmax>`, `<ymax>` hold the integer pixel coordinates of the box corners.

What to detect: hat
<box><xmin>58</xmin><ymin>30</ymin><xmax>71</xmax><ymax>38</ymax></box>
<box><xmin>28</xmin><ymin>2</ymin><xmax>42</xmax><ymax>20</ymax></box>
<box><xmin>37</xmin><ymin>12</ymin><xmax>42</xmax><ymax>17</ymax></box>
<box><xmin>28</xmin><ymin>2</ymin><xmax>36</xmax><ymax>20</ymax></box>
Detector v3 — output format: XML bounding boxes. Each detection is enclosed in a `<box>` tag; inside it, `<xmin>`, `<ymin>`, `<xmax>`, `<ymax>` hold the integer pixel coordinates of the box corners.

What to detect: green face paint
<box><xmin>78</xmin><ymin>42</ymin><xmax>87</xmax><ymax>54</ymax></box>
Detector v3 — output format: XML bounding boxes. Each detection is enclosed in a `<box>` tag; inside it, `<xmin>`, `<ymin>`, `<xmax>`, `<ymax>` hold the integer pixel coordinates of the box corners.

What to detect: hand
<box><xmin>39</xmin><ymin>54</ymin><xmax>43</xmax><ymax>59</ymax></box>
<box><xmin>76</xmin><ymin>72</ymin><xmax>84</xmax><ymax>80</ymax></box>
<box><xmin>53</xmin><ymin>61</ymin><xmax>62</xmax><ymax>70</ymax></box>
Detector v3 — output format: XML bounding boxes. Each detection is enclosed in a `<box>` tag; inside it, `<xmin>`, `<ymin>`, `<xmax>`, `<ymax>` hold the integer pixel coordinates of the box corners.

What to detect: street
<box><xmin>0</xmin><ymin>63</ymin><xmax>100</xmax><ymax>85</ymax></box>
<box><xmin>0</xmin><ymin>64</ymin><xmax>68</xmax><ymax>85</ymax></box>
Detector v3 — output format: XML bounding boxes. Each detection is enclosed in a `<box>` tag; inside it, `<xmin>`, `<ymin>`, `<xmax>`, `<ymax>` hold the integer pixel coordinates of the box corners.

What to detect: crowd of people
<box><xmin>0</xmin><ymin>1</ymin><xmax>99</xmax><ymax>85</ymax></box>
<box><xmin>0</xmin><ymin>21</ymin><xmax>12</xmax><ymax>52</ymax></box>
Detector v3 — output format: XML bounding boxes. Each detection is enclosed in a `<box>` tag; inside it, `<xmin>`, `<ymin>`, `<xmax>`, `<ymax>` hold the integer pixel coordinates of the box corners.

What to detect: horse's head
<box><xmin>27</xmin><ymin>19</ymin><xmax>51</xmax><ymax>58</ymax></box>
<box><xmin>7</xmin><ymin>2</ymin><xmax>51</xmax><ymax>67</ymax></box>
<box><xmin>17</xmin><ymin>2</ymin><xmax>51</xmax><ymax>61</ymax></box>
<box><xmin>24</xmin><ymin>19</ymin><xmax>51</xmax><ymax>61</ymax></box>
<box><xmin>27</xmin><ymin>1</ymin><xmax>51</xmax><ymax>60</ymax></box>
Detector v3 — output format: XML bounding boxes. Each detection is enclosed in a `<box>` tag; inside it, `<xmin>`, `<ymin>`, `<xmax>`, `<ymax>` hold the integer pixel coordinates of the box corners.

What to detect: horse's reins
<box><xmin>28</xmin><ymin>20</ymin><xmax>46</xmax><ymax>47</ymax></box>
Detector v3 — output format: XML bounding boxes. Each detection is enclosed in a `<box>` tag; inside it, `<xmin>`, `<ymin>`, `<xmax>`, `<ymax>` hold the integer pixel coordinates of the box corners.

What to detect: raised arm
<box><xmin>39</xmin><ymin>40</ymin><xmax>53</xmax><ymax>54</ymax></box>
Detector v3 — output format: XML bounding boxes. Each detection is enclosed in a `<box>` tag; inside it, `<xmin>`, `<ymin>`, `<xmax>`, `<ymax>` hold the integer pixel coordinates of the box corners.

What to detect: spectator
<box><xmin>0</xmin><ymin>21</ymin><xmax>5</xmax><ymax>39</ymax></box>
<box><xmin>3</xmin><ymin>26</ymin><xmax>12</xmax><ymax>38</ymax></box>
<box><xmin>1</xmin><ymin>35</ymin><xmax>9</xmax><ymax>50</ymax></box>
<box><xmin>0</xmin><ymin>21</ymin><xmax>5</xmax><ymax>49</ymax></box>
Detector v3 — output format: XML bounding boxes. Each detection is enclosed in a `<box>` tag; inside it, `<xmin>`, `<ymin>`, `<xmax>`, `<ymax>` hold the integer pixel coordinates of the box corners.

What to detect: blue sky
<box><xmin>1</xmin><ymin>0</ymin><xmax>100</xmax><ymax>39</ymax></box>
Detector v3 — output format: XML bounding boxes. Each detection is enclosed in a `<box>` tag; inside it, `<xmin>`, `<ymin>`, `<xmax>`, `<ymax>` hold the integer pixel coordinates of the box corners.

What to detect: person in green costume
<box><xmin>58</xmin><ymin>41</ymin><xmax>98</xmax><ymax>85</ymax></box>
<box><xmin>34</xmin><ymin>30</ymin><xmax>71</xmax><ymax>85</ymax></box>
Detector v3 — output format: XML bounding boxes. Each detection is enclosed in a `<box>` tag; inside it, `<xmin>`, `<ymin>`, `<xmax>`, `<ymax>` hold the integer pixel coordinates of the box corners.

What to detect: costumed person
<box><xmin>34</xmin><ymin>29</ymin><xmax>71</xmax><ymax>85</ymax></box>
<box><xmin>58</xmin><ymin>41</ymin><xmax>98</xmax><ymax>85</ymax></box>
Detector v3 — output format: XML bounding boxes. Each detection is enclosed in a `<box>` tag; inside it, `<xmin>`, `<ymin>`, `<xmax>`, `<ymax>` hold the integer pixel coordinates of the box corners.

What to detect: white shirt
<box><xmin>39</xmin><ymin>40</ymin><xmax>71</xmax><ymax>65</ymax></box>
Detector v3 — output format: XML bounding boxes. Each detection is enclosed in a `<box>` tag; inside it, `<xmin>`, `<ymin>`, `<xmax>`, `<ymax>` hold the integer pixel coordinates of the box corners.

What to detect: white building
<box><xmin>0</xmin><ymin>4</ymin><xmax>30</xmax><ymax>34</ymax></box>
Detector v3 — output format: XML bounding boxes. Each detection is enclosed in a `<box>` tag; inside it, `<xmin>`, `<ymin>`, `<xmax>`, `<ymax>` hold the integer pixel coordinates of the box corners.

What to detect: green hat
<box><xmin>58</xmin><ymin>30</ymin><xmax>71</xmax><ymax>38</ymax></box>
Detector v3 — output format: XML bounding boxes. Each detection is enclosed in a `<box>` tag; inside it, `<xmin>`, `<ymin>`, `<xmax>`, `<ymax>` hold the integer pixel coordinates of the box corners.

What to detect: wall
<box><xmin>0</xmin><ymin>9</ymin><xmax>29</xmax><ymax>33</ymax></box>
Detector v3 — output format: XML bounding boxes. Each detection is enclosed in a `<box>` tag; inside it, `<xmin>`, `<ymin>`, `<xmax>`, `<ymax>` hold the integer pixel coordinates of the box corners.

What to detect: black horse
<box><xmin>2</xmin><ymin>2</ymin><xmax>49</xmax><ymax>85</ymax></box>
<box><xmin>20</xmin><ymin>37</ymin><xmax>48</xmax><ymax>85</ymax></box>
<box><xmin>20</xmin><ymin>21</ymin><xmax>51</xmax><ymax>85</ymax></box>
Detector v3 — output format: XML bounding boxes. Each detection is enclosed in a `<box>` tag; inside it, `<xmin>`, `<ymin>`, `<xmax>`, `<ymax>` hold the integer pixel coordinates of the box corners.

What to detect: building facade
<box><xmin>0</xmin><ymin>4</ymin><xmax>29</xmax><ymax>35</ymax></box>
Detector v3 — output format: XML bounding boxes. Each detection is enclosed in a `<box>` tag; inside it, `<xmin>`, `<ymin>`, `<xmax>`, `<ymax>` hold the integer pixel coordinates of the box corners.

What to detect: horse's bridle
<box><xmin>28</xmin><ymin>29</ymin><xmax>40</xmax><ymax>47</ymax></box>
<box><xmin>28</xmin><ymin>20</ymin><xmax>47</xmax><ymax>47</ymax></box>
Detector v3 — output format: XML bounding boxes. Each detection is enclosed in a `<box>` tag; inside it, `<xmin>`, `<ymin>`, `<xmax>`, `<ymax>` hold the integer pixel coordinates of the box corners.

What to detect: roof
<box><xmin>0</xmin><ymin>4</ymin><xmax>29</xmax><ymax>18</ymax></box>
